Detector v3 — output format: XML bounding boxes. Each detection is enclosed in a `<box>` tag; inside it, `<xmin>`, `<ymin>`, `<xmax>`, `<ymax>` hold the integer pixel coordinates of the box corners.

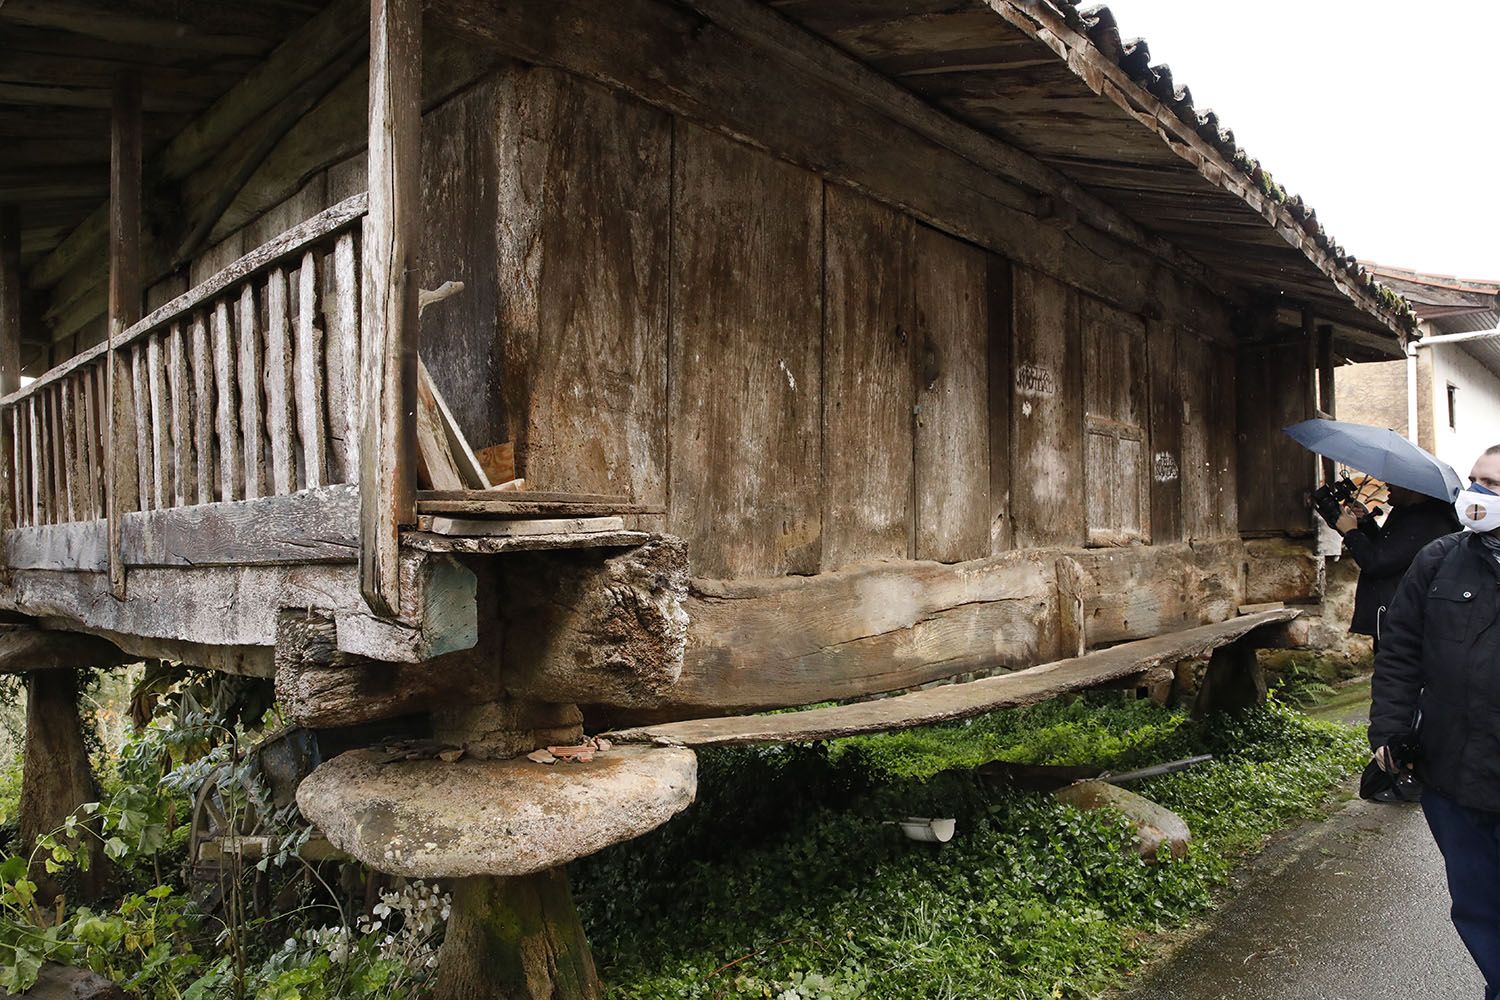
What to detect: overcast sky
<box><xmin>1097</xmin><ymin>0</ymin><xmax>1500</xmax><ymax>280</ymax></box>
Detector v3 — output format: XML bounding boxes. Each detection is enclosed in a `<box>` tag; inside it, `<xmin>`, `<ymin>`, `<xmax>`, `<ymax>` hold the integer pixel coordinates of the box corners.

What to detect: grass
<box><xmin>573</xmin><ymin>695</ymin><xmax>1367</xmax><ymax>1000</ymax></box>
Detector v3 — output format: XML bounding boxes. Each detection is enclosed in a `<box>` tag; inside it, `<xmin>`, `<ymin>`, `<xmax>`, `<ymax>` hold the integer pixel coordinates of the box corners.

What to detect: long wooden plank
<box><xmin>913</xmin><ymin>223</ymin><xmax>989</xmax><ymax>562</ymax></box>
<box><xmin>487</xmin><ymin>69</ymin><xmax>669</xmax><ymax>502</ymax></box>
<box><xmin>821</xmin><ymin>184</ymin><xmax>914</xmax><ymax>569</ymax></box>
<box><xmin>416</xmin><ymin>497</ymin><xmax>661</xmax><ymax>518</ymax></box>
<box><xmin>26</xmin><ymin>398</ymin><xmax>40</xmax><ymax>526</ymax></box>
<box><xmin>189</xmin><ymin>313</ymin><xmax>215</xmax><ymax>505</ymax></box>
<box><xmin>211</xmin><ymin>299</ymin><xmax>242</xmax><ymax>501</ymax></box>
<box><xmin>607</xmin><ymin>609</ymin><xmax>1297</xmax><ymax>747</ymax></box>
<box><xmin>414</xmin><ymin>365</ymin><xmax>466</xmax><ymax>491</ymax></box>
<box><xmin>236</xmin><ymin>284</ymin><xmax>266</xmax><ymax>499</ymax></box>
<box><xmin>986</xmin><ymin>256</ymin><xmax>1013</xmax><ymax>553</ymax></box>
<box><xmin>121</xmin><ymin>486</ymin><xmax>359</xmax><ymax>567</ymax></box>
<box><xmin>295</xmin><ymin>251</ymin><xmax>328</xmax><ymax>488</ymax></box>
<box><xmin>166</xmin><ymin>324</ymin><xmax>193</xmax><ymax>507</ymax></box>
<box><xmin>59</xmin><ymin>378</ymin><xmax>80</xmax><ymax>521</ymax></box>
<box><xmin>361</xmin><ymin>0</ymin><xmax>422</xmax><ymax>616</ymax></box>
<box><xmin>324</xmin><ymin>231</ymin><xmax>360</xmax><ymax>483</ymax></box>
<box><xmin>146</xmin><ymin>332</ymin><xmax>172</xmax><ymax>510</ymax></box>
<box><xmin>264</xmin><ymin>268</ymin><xmax>296</xmax><ymax>494</ymax></box>
<box><xmin>1011</xmin><ymin>266</ymin><xmax>1084</xmax><ymax>547</ymax></box>
<box><xmin>129</xmin><ymin>344</ymin><xmax>152</xmax><ymax>511</ymax></box>
<box><xmin>668</xmin><ymin>123</ymin><xmax>823</xmax><ymax>577</ymax></box>
<box><xmin>47</xmin><ymin>386</ymin><xmax>67</xmax><ymax>522</ymax></box>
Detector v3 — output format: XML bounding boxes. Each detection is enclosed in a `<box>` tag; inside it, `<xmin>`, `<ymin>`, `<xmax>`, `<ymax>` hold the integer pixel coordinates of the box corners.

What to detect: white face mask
<box><xmin>1455</xmin><ymin>483</ymin><xmax>1500</xmax><ymax>533</ymax></box>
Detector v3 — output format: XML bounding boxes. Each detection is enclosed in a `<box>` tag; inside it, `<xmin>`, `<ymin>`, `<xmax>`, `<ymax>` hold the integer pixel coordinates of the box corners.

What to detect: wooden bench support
<box><xmin>605</xmin><ymin>609</ymin><xmax>1298</xmax><ymax>747</ymax></box>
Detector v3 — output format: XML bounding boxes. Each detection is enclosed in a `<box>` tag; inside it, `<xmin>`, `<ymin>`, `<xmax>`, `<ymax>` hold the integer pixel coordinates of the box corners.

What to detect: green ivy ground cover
<box><xmin>573</xmin><ymin>696</ymin><xmax>1367</xmax><ymax>1000</ymax></box>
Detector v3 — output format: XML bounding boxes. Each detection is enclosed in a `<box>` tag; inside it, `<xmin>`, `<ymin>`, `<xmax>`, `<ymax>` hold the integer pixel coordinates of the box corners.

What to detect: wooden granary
<box><xmin>0</xmin><ymin>0</ymin><xmax>1415</xmax><ymax>993</ymax></box>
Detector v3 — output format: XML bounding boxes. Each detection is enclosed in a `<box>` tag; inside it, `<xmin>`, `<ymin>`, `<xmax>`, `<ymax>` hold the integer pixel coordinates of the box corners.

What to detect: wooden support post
<box><xmin>20</xmin><ymin>670</ymin><xmax>108</xmax><ymax>902</ymax></box>
<box><xmin>1192</xmin><ymin>639</ymin><xmax>1266</xmax><ymax>717</ymax></box>
<box><xmin>1316</xmin><ymin>322</ymin><xmax>1336</xmax><ymax>485</ymax></box>
<box><xmin>435</xmin><ymin>871</ymin><xmax>602</xmax><ymax>1000</ymax></box>
<box><xmin>107</xmin><ymin>73</ymin><xmax>143</xmax><ymax>598</ymax></box>
<box><xmin>360</xmin><ymin>0</ymin><xmax>421</xmax><ymax>616</ymax></box>
<box><xmin>0</xmin><ymin>207</ymin><xmax>19</xmax><ymax>531</ymax></box>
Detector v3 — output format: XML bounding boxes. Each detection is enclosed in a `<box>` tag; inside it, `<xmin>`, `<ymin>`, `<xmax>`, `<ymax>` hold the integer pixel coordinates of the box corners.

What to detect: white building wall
<box><xmin>1428</xmin><ymin>341</ymin><xmax>1500</xmax><ymax>476</ymax></box>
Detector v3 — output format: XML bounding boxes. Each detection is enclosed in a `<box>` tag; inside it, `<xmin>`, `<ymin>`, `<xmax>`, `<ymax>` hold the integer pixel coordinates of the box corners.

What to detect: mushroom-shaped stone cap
<box><xmin>297</xmin><ymin>745</ymin><xmax>697</xmax><ymax>878</ymax></box>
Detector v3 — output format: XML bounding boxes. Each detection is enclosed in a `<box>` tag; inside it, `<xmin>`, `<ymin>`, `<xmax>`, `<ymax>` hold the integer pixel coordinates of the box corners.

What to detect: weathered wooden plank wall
<box><xmin>1011</xmin><ymin>267</ymin><xmax>1084</xmax><ymax>548</ymax></box>
<box><xmin>669</xmin><ymin>123</ymin><xmax>824</xmax><ymax>578</ymax></box>
<box><xmin>822</xmin><ymin>186</ymin><xmax>914</xmax><ymax>568</ymax></box>
<box><xmin>492</xmin><ymin>69</ymin><xmax>671</xmax><ymax>505</ymax></box>
<box><xmin>1237</xmin><ymin>341</ymin><xmax>1311</xmax><ymax>535</ymax></box>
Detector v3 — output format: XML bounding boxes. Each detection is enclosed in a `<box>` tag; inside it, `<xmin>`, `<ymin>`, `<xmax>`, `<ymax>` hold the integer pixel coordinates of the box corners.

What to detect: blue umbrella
<box><xmin>1283</xmin><ymin>418</ymin><xmax>1464</xmax><ymax>501</ymax></box>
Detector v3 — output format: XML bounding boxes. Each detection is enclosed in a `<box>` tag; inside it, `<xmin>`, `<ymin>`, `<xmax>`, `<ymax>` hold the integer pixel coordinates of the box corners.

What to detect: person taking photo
<box><xmin>1335</xmin><ymin>482</ymin><xmax>1461</xmax><ymax>650</ymax></box>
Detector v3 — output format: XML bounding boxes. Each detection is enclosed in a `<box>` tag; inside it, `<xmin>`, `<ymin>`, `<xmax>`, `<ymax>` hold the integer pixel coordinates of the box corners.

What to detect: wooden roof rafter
<box><xmin>766</xmin><ymin>0</ymin><xmax>1416</xmax><ymax>350</ymax></box>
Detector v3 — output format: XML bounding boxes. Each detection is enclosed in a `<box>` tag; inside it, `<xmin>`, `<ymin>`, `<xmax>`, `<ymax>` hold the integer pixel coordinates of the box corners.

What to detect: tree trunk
<box><xmin>435</xmin><ymin>870</ymin><xmax>601</xmax><ymax>1000</ymax></box>
<box><xmin>20</xmin><ymin>670</ymin><xmax>108</xmax><ymax>901</ymax></box>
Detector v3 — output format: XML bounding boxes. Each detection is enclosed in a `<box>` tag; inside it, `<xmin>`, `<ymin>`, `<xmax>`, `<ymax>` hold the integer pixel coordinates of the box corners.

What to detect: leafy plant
<box><xmin>574</xmin><ymin>696</ymin><xmax>1366</xmax><ymax>999</ymax></box>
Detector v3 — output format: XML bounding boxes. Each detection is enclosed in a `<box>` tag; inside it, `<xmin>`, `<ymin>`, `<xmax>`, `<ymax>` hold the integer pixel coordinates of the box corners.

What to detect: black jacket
<box><xmin>1369</xmin><ymin>532</ymin><xmax>1500</xmax><ymax>812</ymax></box>
<box><xmin>1342</xmin><ymin>499</ymin><xmax>1461</xmax><ymax>638</ymax></box>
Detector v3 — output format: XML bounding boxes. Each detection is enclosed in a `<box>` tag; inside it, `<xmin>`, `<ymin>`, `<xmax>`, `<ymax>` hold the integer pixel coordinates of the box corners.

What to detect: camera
<box><xmin>1312</xmin><ymin>475</ymin><xmax>1359</xmax><ymax>529</ymax></box>
<box><xmin>1313</xmin><ymin>475</ymin><xmax>1384</xmax><ymax>530</ymax></box>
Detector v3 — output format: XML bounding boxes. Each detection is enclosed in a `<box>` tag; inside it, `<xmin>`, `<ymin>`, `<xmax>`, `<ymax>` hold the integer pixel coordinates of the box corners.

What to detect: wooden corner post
<box><xmin>108</xmin><ymin>73</ymin><xmax>143</xmax><ymax>599</ymax></box>
<box><xmin>361</xmin><ymin>0</ymin><xmax>421</xmax><ymax>616</ymax></box>
<box><xmin>0</xmin><ymin>207</ymin><xmax>19</xmax><ymax>532</ymax></box>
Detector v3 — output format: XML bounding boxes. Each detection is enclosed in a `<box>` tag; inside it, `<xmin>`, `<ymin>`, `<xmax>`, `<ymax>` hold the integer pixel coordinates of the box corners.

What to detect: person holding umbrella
<box><xmin>1334</xmin><ymin>483</ymin><xmax>1459</xmax><ymax>650</ymax></box>
<box><xmin>1369</xmin><ymin>444</ymin><xmax>1500</xmax><ymax>998</ymax></box>
<box><xmin>1283</xmin><ymin>418</ymin><xmax>1464</xmax><ymax>650</ymax></box>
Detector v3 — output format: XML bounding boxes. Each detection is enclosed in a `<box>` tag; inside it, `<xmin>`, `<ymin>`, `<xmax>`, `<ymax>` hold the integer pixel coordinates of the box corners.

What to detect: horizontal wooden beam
<box><xmin>0</xmin><ymin>0</ymin><xmax>298</xmax><ymax>57</ymax></box>
<box><xmin>0</xmin><ymin>550</ymin><xmax>477</xmax><ymax>665</ymax></box>
<box><xmin>621</xmin><ymin>539</ymin><xmax>1248</xmax><ymax>717</ymax></box>
<box><xmin>0</xmin><ymin>82</ymin><xmax>207</xmax><ymax>113</ymax></box>
<box><xmin>3</xmin><ymin>485</ymin><xmax>359</xmax><ymax>571</ymax></box>
<box><xmin>606</xmin><ymin>609</ymin><xmax>1297</xmax><ymax>747</ymax></box>
<box><xmin>0</xmin><ymin>624</ymin><xmax>126</xmax><ymax>674</ymax></box>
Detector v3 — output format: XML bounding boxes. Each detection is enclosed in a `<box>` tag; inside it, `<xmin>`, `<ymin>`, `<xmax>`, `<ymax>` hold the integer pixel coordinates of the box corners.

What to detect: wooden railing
<box><xmin>2</xmin><ymin>194</ymin><xmax>367</xmax><ymax>532</ymax></box>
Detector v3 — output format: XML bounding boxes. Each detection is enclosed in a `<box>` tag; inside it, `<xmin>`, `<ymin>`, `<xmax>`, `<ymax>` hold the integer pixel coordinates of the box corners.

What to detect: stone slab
<box><xmin>297</xmin><ymin>745</ymin><xmax>697</xmax><ymax>878</ymax></box>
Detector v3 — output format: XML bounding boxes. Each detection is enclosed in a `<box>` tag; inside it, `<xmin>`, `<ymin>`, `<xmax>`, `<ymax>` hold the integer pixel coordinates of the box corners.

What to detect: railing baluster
<box><xmin>168</xmin><ymin>323</ymin><xmax>194</xmax><ymax>508</ymax></box>
<box><xmin>265</xmin><ymin>268</ymin><xmax>295</xmax><ymax>495</ymax></box>
<box><xmin>91</xmin><ymin>363</ymin><xmax>108</xmax><ymax>518</ymax></box>
<box><xmin>190</xmin><ymin>312</ymin><xmax>214</xmax><ymax>505</ymax></box>
<box><xmin>24</xmin><ymin>399</ymin><xmax>37</xmax><ymax>526</ymax></box>
<box><xmin>147</xmin><ymin>332</ymin><xmax>172</xmax><ymax>510</ymax></box>
<box><xmin>326</xmin><ymin>231</ymin><xmax>360</xmax><ymax>484</ymax></box>
<box><xmin>296</xmin><ymin>250</ymin><xmax>328</xmax><ymax>489</ymax></box>
<box><xmin>129</xmin><ymin>344</ymin><xmax>151</xmax><ymax>511</ymax></box>
<box><xmin>212</xmin><ymin>299</ymin><xmax>241</xmax><ymax>502</ymax></box>
<box><xmin>60</xmin><ymin>380</ymin><xmax>78</xmax><ymax>521</ymax></box>
<box><xmin>237</xmin><ymin>285</ymin><xmax>265</xmax><ymax>499</ymax></box>
<box><xmin>48</xmin><ymin>387</ymin><xmax>66</xmax><ymax>522</ymax></box>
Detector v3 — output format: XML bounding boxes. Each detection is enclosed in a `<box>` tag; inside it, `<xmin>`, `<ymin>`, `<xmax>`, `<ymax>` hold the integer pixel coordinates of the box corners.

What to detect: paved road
<box><xmin>1121</xmin><ymin>683</ymin><xmax>1483</xmax><ymax>1000</ymax></box>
